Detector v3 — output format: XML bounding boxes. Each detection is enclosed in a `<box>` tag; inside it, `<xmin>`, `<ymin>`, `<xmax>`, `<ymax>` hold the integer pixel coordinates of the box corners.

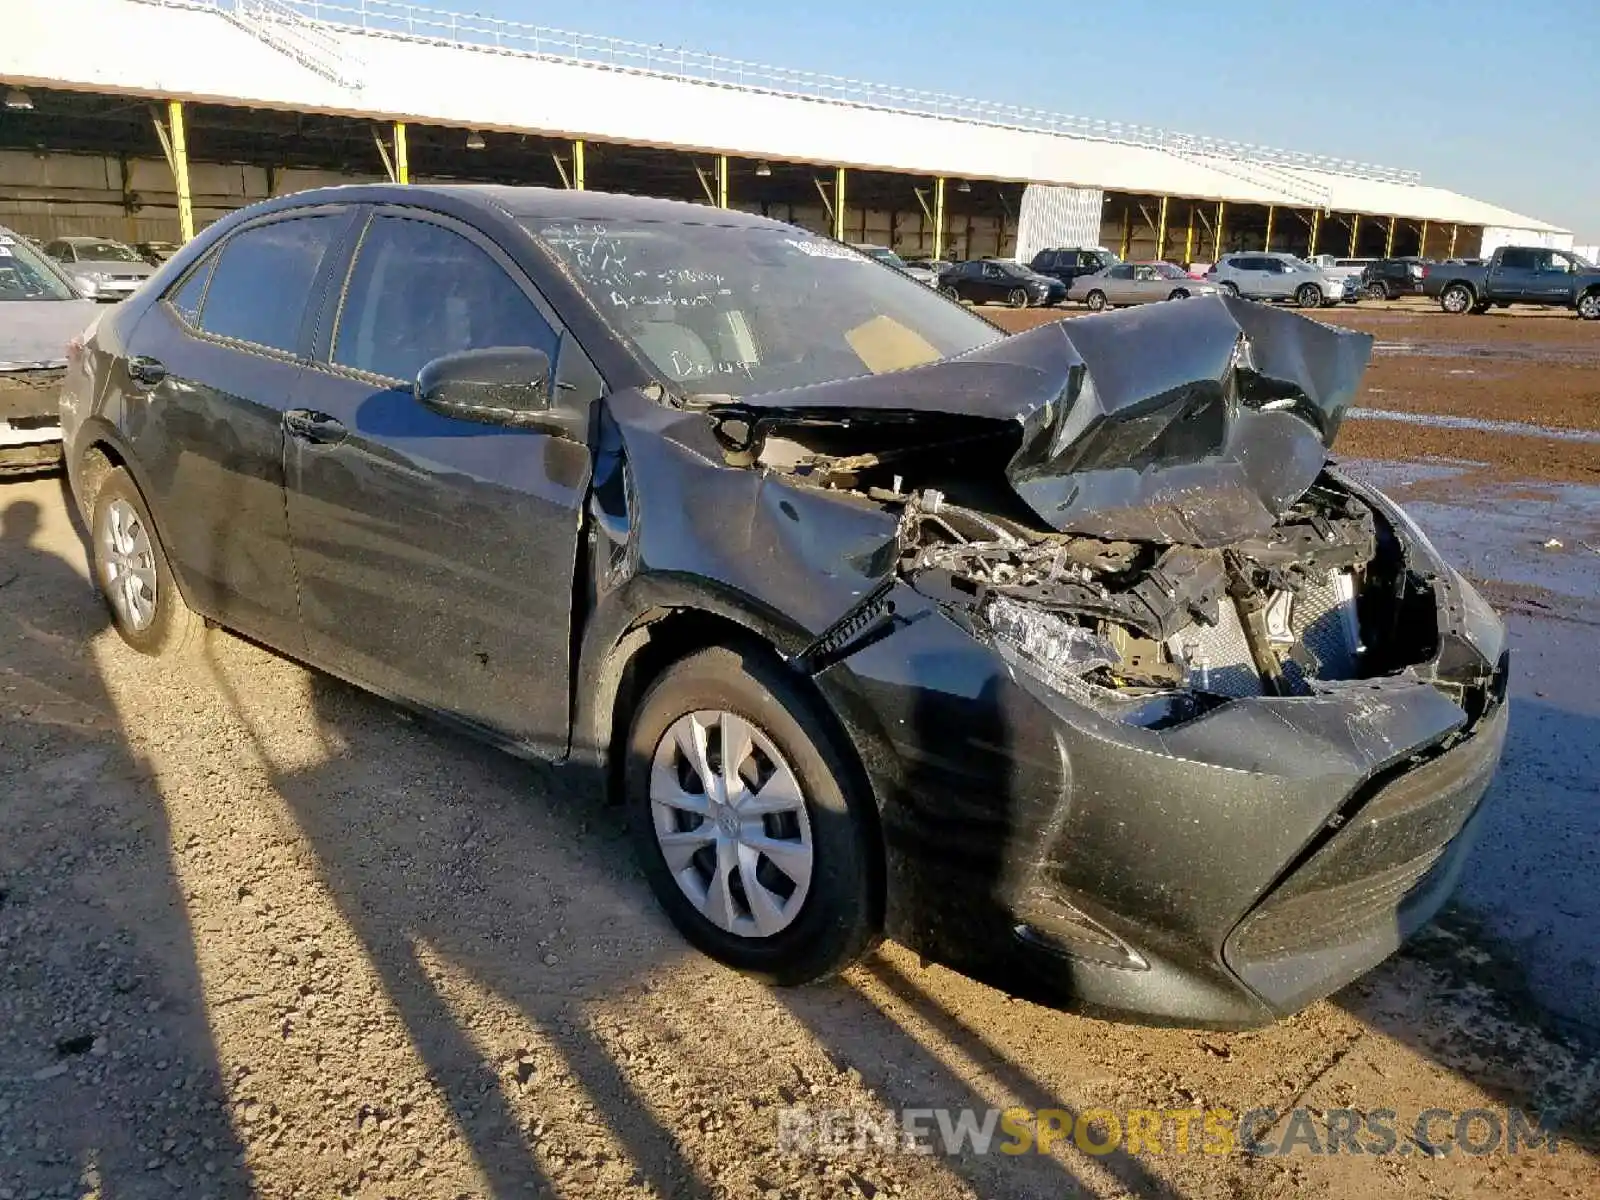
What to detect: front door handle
<box><xmin>283</xmin><ymin>409</ymin><xmax>348</xmax><ymax>446</ymax></box>
<box><xmin>127</xmin><ymin>356</ymin><xmax>166</xmax><ymax>387</ymax></box>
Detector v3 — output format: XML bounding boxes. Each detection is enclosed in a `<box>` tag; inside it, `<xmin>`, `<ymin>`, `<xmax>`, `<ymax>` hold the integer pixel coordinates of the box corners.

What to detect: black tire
<box><xmin>89</xmin><ymin>467</ymin><xmax>203</xmax><ymax>657</ymax></box>
<box><xmin>1470</xmin><ymin>302</ymin><xmax>1493</xmax><ymax>315</ymax></box>
<box><xmin>1578</xmin><ymin>289</ymin><xmax>1600</xmax><ymax>321</ymax></box>
<box><xmin>939</xmin><ymin>284</ymin><xmax>961</xmax><ymax>301</ymax></box>
<box><xmin>1085</xmin><ymin>289</ymin><xmax>1109</xmax><ymax>312</ymax></box>
<box><xmin>1217</xmin><ymin>280</ymin><xmax>1240</xmax><ymax>297</ymax></box>
<box><xmin>1364</xmin><ymin>282</ymin><xmax>1388</xmax><ymax>302</ymax></box>
<box><xmin>1167</xmin><ymin>289</ymin><xmax>1189</xmax><ymax>301</ymax></box>
<box><xmin>1440</xmin><ymin>283</ymin><xmax>1475</xmax><ymax>315</ymax></box>
<box><xmin>625</xmin><ymin>644</ymin><xmax>880</xmax><ymax>986</ymax></box>
<box><xmin>1006</xmin><ymin>287</ymin><xmax>1030</xmax><ymax>309</ymax></box>
<box><xmin>1295</xmin><ymin>282</ymin><xmax>1323</xmax><ymax>309</ymax></box>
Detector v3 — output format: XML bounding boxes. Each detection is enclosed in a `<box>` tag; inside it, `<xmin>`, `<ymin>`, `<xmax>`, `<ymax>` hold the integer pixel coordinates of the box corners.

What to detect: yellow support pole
<box><xmin>1449</xmin><ymin>223</ymin><xmax>1459</xmax><ymax>258</ymax></box>
<box><xmin>932</xmin><ymin>177</ymin><xmax>946</xmax><ymax>261</ymax></box>
<box><xmin>1309</xmin><ymin>208</ymin><xmax>1321</xmax><ymax>256</ymax></box>
<box><xmin>1264</xmin><ymin>205</ymin><xmax>1275</xmax><ymax>252</ymax></box>
<box><xmin>1214</xmin><ymin>201</ymin><xmax>1225</xmax><ymax>260</ymax></box>
<box><xmin>168</xmin><ymin>99</ymin><xmax>194</xmax><ymax>243</ymax></box>
<box><xmin>1418</xmin><ymin>218</ymin><xmax>1428</xmax><ymax>259</ymax></box>
<box><xmin>833</xmin><ymin>167</ymin><xmax>846</xmax><ymax>241</ymax></box>
<box><xmin>393</xmin><ymin>121</ymin><xmax>409</xmax><ymax>184</ymax></box>
<box><xmin>1155</xmin><ymin>195</ymin><xmax>1169</xmax><ymax>261</ymax></box>
<box><xmin>715</xmin><ymin>154</ymin><xmax>728</xmax><ymax>209</ymax></box>
<box><xmin>1184</xmin><ymin>203</ymin><xmax>1195</xmax><ymax>264</ymax></box>
<box><xmin>1119</xmin><ymin>205</ymin><xmax>1132</xmax><ymax>260</ymax></box>
<box><xmin>572</xmin><ymin>139</ymin><xmax>586</xmax><ymax>190</ymax></box>
<box><xmin>1385</xmin><ymin>215</ymin><xmax>1396</xmax><ymax>257</ymax></box>
<box><xmin>1349</xmin><ymin>214</ymin><xmax>1360</xmax><ymax>257</ymax></box>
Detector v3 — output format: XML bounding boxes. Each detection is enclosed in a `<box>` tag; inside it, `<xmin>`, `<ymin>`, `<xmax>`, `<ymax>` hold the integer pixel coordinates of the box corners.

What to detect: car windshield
<box><xmin>71</xmin><ymin>240</ymin><xmax>142</xmax><ymax>263</ymax></box>
<box><xmin>0</xmin><ymin>233</ymin><xmax>78</xmax><ymax>301</ymax></box>
<box><xmin>526</xmin><ymin>219</ymin><xmax>1003</xmax><ymax>397</ymax></box>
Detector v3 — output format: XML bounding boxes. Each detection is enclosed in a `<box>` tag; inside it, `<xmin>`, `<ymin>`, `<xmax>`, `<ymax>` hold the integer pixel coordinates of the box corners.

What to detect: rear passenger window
<box><xmin>333</xmin><ymin>214</ymin><xmax>555</xmax><ymax>383</ymax></box>
<box><xmin>201</xmin><ymin>216</ymin><xmax>342</xmax><ymax>354</ymax></box>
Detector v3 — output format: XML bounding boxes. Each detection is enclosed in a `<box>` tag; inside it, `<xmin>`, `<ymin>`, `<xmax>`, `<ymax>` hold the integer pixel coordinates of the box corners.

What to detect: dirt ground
<box><xmin>2</xmin><ymin>303</ymin><xmax>1598</xmax><ymax>1199</ymax></box>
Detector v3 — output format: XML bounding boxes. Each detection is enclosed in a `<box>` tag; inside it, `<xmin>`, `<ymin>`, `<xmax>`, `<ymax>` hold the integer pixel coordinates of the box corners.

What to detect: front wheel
<box><xmin>1578</xmin><ymin>290</ymin><xmax>1600</xmax><ymax>320</ymax></box>
<box><xmin>1006</xmin><ymin>287</ymin><xmax>1030</xmax><ymax>309</ymax></box>
<box><xmin>1085</xmin><ymin>289</ymin><xmax>1109</xmax><ymax>312</ymax></box>
<box><xmin>1441</xmin><ymin>284</ymin><xmax>1475</xmax><ymax>314</ymax></box>
<box><xmin>1296</xmin><ymin>283</ymin><xmax>1323</xmax><ymax>309</ymax></box>
<box><xmin>939</xmin><ymin>284</ymin><xmax>961</xmax><ymax>301</ymax></box>
<box><xmin>90</xmin><ymin>467</ymin><xmax>203</xmax><ymax>657</ymax></box>
<box><xmin>1365</xmin><ymin>282</ymin><xmax>1388</xmax><ymax>302</ymax></box>
<box><xmin>626</xmin><ymin>644</ymin><xmax>880</xmax><ymax>986</ymax></box>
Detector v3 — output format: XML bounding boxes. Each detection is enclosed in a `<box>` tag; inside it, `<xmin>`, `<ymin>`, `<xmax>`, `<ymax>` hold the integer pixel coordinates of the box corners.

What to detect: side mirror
<box><xmin>415</xmin><ymin>347</ymin><xmax>557</xmax><ymax>430</ymax></box>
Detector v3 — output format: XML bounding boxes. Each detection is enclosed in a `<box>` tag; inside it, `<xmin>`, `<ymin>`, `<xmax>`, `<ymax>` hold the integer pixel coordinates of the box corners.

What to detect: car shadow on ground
<box><xmin>0</xmin><ymin>480</ymin><xmax>256</xmax><ymax>1198</ymax></box>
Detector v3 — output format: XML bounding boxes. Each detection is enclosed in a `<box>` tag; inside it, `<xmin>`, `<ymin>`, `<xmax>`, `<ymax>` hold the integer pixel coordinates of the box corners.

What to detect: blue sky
<box><xmin>458</xmin><ymin>0</ymin><xmax>1597</xmax><ymax>239</ymax></box>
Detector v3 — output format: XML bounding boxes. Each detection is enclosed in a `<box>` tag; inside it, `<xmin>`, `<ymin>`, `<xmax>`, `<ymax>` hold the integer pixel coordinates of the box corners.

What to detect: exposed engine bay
<box><xmin>739</xmin><ymin>418</ymin><xmax>1441</xmax><ymax>718</ymax></box>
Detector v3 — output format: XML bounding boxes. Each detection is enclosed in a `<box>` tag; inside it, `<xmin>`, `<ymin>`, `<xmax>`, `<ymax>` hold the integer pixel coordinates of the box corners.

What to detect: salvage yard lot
<box><xmin>2</xmin><ymin>300</ymin><xmax>1599</xmax><ymax>1199</ymax></box>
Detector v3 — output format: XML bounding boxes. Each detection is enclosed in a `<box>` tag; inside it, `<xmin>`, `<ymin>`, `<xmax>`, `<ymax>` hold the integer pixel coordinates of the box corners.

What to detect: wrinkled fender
<box><xmin>568</xmin><ymin>387</ymin><xmax>904</xmax><ymax>767</ymax></box>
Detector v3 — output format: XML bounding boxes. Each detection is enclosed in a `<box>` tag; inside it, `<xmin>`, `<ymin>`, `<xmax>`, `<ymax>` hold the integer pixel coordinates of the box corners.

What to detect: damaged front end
<box><xmin>693</xmin><ymin>296</ymin><xmax>1508</xmax><ymax>1024</ymax></box>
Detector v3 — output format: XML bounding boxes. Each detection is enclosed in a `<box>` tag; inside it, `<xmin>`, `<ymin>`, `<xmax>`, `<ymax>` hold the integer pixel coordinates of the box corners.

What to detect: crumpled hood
<box><xmin>0</xmin><ymin>299</ymin><xmax>98</xmax><ymax>368</ymax></box>
<box><xmin>725</xmin><ymin>294</ymin><xmax>1373</xmax><ymax>546</ymax></box>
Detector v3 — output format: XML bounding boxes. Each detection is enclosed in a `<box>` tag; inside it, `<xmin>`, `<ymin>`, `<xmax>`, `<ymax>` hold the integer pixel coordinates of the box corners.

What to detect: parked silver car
<box><xmin>1206</xmin><ymin>252</ymin><xmax>1357</xmax><ymax>308</ymax></box>
<box><xmin>852</xmin><ymin>243</ymin><xmax>938</xmax><ymax>286</ymax></box>
<box><xmin>0</xmin><ymin>227</ymin><xmax>97</xmax><ymax>474</ymax></box>
<box><xmin>1069</xmin><ymin>261</ymin><xmax>1221</xmax><ymax>310</ymax></box>
<box><xmin>43</xmin><ymin>236</ymin><xmax>157</xmax><ymax>301</ymax></box>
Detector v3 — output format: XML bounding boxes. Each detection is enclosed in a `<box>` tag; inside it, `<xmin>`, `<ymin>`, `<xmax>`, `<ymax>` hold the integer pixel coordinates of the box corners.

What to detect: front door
<box><xmin>116</xmin><ymin>209</ymin><xmax>353</xmax><ymax>649</ymax></box>
<box><xmin>281</xmin><ymin>209</ymin><xmax>597</xmax><ymax>752</ymax></box>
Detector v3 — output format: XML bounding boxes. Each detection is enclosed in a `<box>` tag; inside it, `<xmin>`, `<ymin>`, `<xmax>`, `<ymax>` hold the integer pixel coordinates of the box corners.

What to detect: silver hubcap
<box><xmin>100</xmin><ymin>498</ymin><xmax>157</xmax><ymax>632</ymax></box>
<box><xmin>650</xmin><ymin>710</ymin><xmax>814</xmax><ymax>939</ymax></box>
<box><xmin>1445</xmin><ymin>289</ymin><xmax>1469</xmax><ymax>312</ymax></box>
<box><xmin>1581</xmin><ymin>295</ymin><xmax>1600</xmax><ymax>319</ymax></box>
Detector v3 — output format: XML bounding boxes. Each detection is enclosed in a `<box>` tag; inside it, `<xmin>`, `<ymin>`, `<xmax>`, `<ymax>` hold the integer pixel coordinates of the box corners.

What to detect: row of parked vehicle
<box><xmin>7</xmin><ymin>232</ymin><xmax>177</xmax><ymax>300</ymax></box>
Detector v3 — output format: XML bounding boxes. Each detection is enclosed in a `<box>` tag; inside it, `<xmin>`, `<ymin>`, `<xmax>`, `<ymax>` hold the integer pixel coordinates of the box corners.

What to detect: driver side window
<box><xmin>333</xmin><ymin>214</ymin><xmax>558</xmax><ymax>384</ymax></box>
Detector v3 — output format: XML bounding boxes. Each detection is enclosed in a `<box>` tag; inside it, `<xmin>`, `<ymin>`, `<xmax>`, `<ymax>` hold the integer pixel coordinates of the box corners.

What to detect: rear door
<box><xmin>1491</xmin><ymin>248</ymin><xmax>1540</xmax><ymax>299</ymax></box>
<box><xmin>117</xmin><ymin>208</ymin><xmax>355</xmax><ymax>649</ymax></box>
<box><xmin>281</xmin><ymin>207</ymin><xmax>599</xmax><ymax>751</ymax></box>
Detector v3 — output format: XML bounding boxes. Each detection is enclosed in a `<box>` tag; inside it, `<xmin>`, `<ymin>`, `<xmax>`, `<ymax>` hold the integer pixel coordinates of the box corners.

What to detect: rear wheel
<box><xmin>1085</xmin><ymin>289</ymin><xmax>1109</xmax><ymax>312</ymax></box>
<box><xmin>1167</xmin><ymin>288</ymin><xmax>1189</xmax><ymax>301</ymax></box>
<box><xmin>1006</xmin><ymin>287</ymin><xmax>1030</xmax><ymax>309</ymax></box>
<box><xmin>90</xmin><ymin>467</ymin><xmax>203</xmax><ymax>657</ymax></box>
<box><xmin>1365</xmin><ymin>282</ymin><xmax>1388</xmax><ymax>301</ymax></box>
<box><xmin>939</xmin><ymin>284</ymin><xmax>961</xmax><ymax>301</ymax></box>
<box><xmin>626</xmin><ymin>644</ymin><xmax>879</xmax><ymax>985</ymax></box>
<box><xmin>1296</xmin><ymin>283</ymin><xmax>1323</xmax><ymax>309</ymax></box>
<box><xmin>1441</xmin><ymin>283</ymin><xmax>1475</xmax><ymax>314</ymax></box>
<box><xmin>1217</xmin><ymin>280</ymin><xmax>1240</xmax><ymax>297</ymax></box>
<box><xmin>1578</xmin><ymin>290</ymin><xmax>1600</xmax><ymax>320</ymax></box>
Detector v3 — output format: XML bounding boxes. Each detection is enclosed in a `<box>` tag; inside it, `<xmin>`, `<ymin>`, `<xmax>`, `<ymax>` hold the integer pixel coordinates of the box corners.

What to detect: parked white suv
<box><xmin>1206</xmin><ymin>252</ymin><xmax>1357</xmax><ymax>308</ymax></box>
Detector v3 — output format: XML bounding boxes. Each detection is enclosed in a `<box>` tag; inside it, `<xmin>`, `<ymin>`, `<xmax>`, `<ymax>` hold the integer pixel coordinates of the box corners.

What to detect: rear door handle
<box><xmin>283</xmin><ymin>408</ymin><xmax>348</xmax><ymax>446</ymax></box>
<box><xmin>127</xmin><ymin>356</ymin><xmax>166</xmax><ymax>387</ymax></box>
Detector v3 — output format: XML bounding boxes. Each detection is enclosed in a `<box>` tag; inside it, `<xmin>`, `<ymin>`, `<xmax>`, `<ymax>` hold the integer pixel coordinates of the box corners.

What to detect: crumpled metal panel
<box><xmin>724</xmin><ymin>295</ymin><xmax>1373</xmax><ymax>547</ymax></box>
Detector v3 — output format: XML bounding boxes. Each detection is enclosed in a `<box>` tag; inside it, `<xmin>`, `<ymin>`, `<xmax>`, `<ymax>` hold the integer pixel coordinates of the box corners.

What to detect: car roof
<box><xmin>60</xmin><ymin>235</ymin><xmax>128</xmax><ymax>245</ymax></box>
<box><xmin>266</xmin><ymin>183</ymin><xmax>793</xmax><ymax>231</ymax></box>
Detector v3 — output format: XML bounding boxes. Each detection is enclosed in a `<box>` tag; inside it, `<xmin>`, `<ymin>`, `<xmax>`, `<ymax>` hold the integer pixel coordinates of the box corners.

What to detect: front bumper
<box><xmin>0</xmin><ymin>367</ymin><xmax>65</xmax><ymax>474</ymax></box>
<box><xmin>819</xmin><ymin>583</ymin><xmax>1509</xmax><ymax>1028</ymax></box>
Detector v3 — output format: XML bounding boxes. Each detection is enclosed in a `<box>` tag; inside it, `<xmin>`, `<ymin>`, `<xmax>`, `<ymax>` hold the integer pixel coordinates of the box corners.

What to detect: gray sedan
<box><xmin>43</xmin><ymin>236</ymin><xmax>156</xmax><ymax>301</ymax></box>
<box><xmin>1069</xmin><ymin>261</ymin><xmax>1220</xmax><ymax>310</ymax></box>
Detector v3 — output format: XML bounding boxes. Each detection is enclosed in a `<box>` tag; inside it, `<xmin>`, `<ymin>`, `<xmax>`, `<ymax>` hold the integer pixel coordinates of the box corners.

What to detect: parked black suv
<box><xmin>1360</xmin><ymin>257</ymin><xmax>1430</xmax><ymax>301</ymax></box>
<box><xmin>1029</xmin><ymin>247</ymin><xmax>1119</xmax><ymax>288</ymax></box>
